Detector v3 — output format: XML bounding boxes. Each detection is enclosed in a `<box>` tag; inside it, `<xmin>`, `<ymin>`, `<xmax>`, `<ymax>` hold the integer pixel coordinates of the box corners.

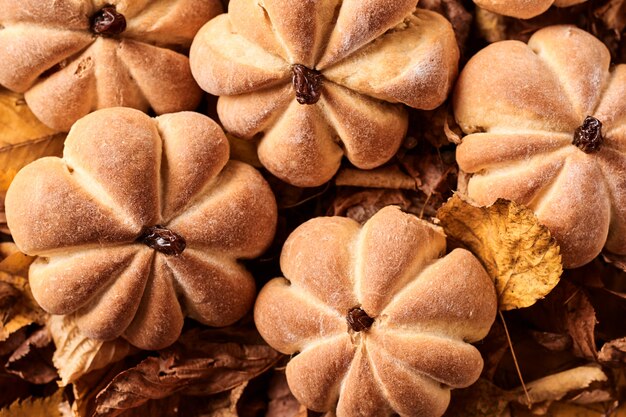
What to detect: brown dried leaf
<box><xmin>513</xmin><ymin>365</ymin><xmax>609</xmax><ymax>410</ymax></box>
<box><xmin>602</xmin><ymin>252</ymin><xmax>626</xmax><ymax>273</ymax></box>
<box><xmin>398</xmin><ymin>143</ymin><xmax>457</xmax><ymax>197</ymax></box>
<box><xmin>443</xmin><ymin>379</ymin><xmax>512</xmax><ymax>417</ymax></box>
<box><xmin>594</xmin><ymin>0</ymin><xmax>626</xmax><ymax>33</ymax></box>
<box><xmin>93</xmin><ymin>326</ymin><xmax>282</xmax><ymax>417</ymax></box>
<box><xmin>522</xmin><ymin>280</ymin><xmax>598</xmax><ymax>360</ymax></box>
<box><xmin>334</xmin><ymin>166</ymin><xmax>417</xmax><ymax>190</ymax></box>
<box><xmin>0</xmin><ymin>89</ymin><xmax>65</xmax><ymax>212</ymax></box>
<box><xmin>331</xmin><ymin>189</ymin><xmax>411</xmax><ymax>224</ymax></box>
<box><xmin>436</xmin><ymin>195</ymin><xmax>563</xmax><ymax>310</ymax></box>
<box><xmin>419</xmin><ymin>0</ymin><xmax>472</xmax><ymax>53</ymax></box>
<box><xmin>0</xmin><ymin>388</ymin><xmax>63</xmax><ymax>417</ymax></box>
<box><xmin>266</xmin><ymin>372</ymin><xmax>302</xmax><ymax>417</ymax></box>
<box><xmin>598</xmin><ymin>337</ymin><xmax>626</xmax><ymax>366</ymax></box>
<box><xmin>72</xmin><ymin>360</ymin><xmax>130</xmax><ymax>417</ymax></box>
<box><xmin>5</xmin><ymin>327</ymin><xmax>56</xmax><ymax>384</ymax></box>
<box><xmin>49</xmin><ymin>315</ymin><xmax>134</xmax><ymax>386</ymax></box>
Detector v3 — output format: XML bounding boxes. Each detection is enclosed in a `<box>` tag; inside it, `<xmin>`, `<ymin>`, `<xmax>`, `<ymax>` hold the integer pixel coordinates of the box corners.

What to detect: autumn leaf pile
<box><xmin>1</xmin><ymin>0</ymin><xmax>626</xmax><ymax>416</ymax></box>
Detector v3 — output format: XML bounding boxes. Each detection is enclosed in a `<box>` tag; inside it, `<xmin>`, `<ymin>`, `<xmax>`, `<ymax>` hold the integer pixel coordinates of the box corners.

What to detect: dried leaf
<box><xmin>0</xmin><ymin>249</ymin><xmax>46</xmax><ymax>341</ymax></box>
<box><xmin>602</xmin><ymin>252</ymin><xmax>626</xmax><ymax>273</ymax></box>
<box><xmin>529</xmin><ymin>331</ymin><xmax>572</xmax><ymax>352</ymax></box>
<box><xmin>0</xmin><ymin>89</ymin><xmax>65</xmax><ymax>211</ymax></box>
<box><xmin>72</xmin><ymin>360</ymin><xmax>130</xmax><ymax>417</ymax></box>
<box><xmin>418</xmin><ymin>0</ymin><xmax>472</xmax><ymax>53</ymax></box>
<box><xmin>512</xmin><ymin>401</ymin><xmax>623</xmax><ymax>417</ymax></box>
<box><xmin>334</xmin><ymin>166</ymin><xmax>417</xmax><ymax>190</ymax></box>
<box><xmin>0</xmin><ymin>388</ymin><xmax>63</xmax><ymax>417</ymax></box>
<box><xmin>521</xmin><ymin>280</ymin><xmax>598</xmax><ymax>360</ymax></box>
<box><xmin>594</xmin><ymin>0</ymin><xmax>626</xmax><ymax>33</ymax></box>
<box><xmin>599</xmin><ymin>338</ymin><xmax>626</xmax><ymax>366</ymax></box>
<box><xmin>398</xmin><ymin>143</ymin><xmax>457</xmax><ymax>196</ymax></box>
<box><xmin>513</xmin><ymin>365</ymin><xmax>609</xmax><ymax>410</ymax></box>
<box><xmin>49</xmin><ymin>315</ymin><xmax>134</xmax><ymax>386</ymax></box>
<box><xmin>331</xmin><ymin>189</ymin><xmax>411</xmax><ymax>224</ymax></box>
<box><xmin>444</xmin><ymin>379</ymin><xmax>512</xmax><ymax>417</ymax></box>
<box><xmin>5</xmin><ymin>327</ymin><xmax>56</xmax><ymax>384</ymax></box>
<box><xmin>436</xmin><ymin>195</ymin><xmax>563</xmax><ymax>310</ymax></box>
<box><xmin>93</xmin><ymin>326</ymin><xmax>282</xmax><ymax>417</ymax></box>
<box><xmin>475</xmin><ymin>7</ymin><xmax>507</xmax><ymax>43</ymax></box>
<box><xmin>226</xmin><ymin>133</ymin><xmax>261</xmax><ymax>168</ymax></box>
<box><xmin>266</xmin><ymin>372</ymin><xmax>302</xmax><ymax>417</ymax></box>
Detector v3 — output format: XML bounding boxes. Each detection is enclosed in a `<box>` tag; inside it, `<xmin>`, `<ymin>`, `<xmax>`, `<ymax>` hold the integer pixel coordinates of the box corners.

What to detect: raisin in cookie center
<box><xmin>138</xmin><ymin>225</ymin><xmax>186</xmax><ymax>256</ymax></box>
<box><xmin>292</xmin><ymin>65</ymin><xmax>323</xmax><ymax>105</ymax></box>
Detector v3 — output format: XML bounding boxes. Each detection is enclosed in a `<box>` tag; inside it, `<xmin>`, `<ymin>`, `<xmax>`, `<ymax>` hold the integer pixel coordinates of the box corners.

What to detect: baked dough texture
<box><xmin>190</xmin><ymin>0</ymin><xmax>459</xmax><ymax>187</ymax></box>
<box><xmin>254</xmin><ymin>206</ymin><xmax>497</xmax><ymax>417</ymax></box>
<box><xmin>474</xmin><ymin>0</ymin><xmax>587</xmax><ymax>19</ymax></box>
<box><xmin>454</xmin><ymin>25</ymin><xmax>626</xmax><ymax>268</ymax></box>
<box><xmin>0</xmin><ymin>0</ymin><xmax>222</xmax><ymax>131</ymax></box>
<box><xmin>5</xmin><ymin>107</ymin><xmax>277</xmax><ymax>350</ymax></box>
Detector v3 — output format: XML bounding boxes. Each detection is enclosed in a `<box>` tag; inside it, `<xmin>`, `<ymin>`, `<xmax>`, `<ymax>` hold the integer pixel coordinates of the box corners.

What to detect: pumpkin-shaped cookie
<box><xmin>454</xmin><ymin>26</ymin><xmax>626</xmax><ymax>268</ymax></box>
<box><xmin>473</xmin><ymin>0</ymin><xmax>587</xmax><ymax>19</ymax></box>
<box><xmin>254</xmin><ymin>206</ymin><xmax>497</xmax><ymax>417</ymax></box>
<box><xmin>5</xmin><ymin>107</ymin><xmax>277</xmax><ymax>350</ymax></box>
<box><xmin>0</xmin><ymin>0</ymin><xmax>222</xmax><ymax>131</ymax></box>
<box><xmin>190</xmin><ymin>1</ymin><xmax>459</xmax><ymax>187</ymax></box>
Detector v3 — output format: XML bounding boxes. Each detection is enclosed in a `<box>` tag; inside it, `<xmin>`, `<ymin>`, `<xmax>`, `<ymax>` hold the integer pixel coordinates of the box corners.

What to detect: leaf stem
<box><xmin>499</xmin><ymin>310</ymin><xmax>530</xmax><ymax>407</ymax></box>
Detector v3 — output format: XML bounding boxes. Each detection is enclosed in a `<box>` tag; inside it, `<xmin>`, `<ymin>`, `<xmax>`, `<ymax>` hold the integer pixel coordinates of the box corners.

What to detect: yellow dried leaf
<box><xmin>0</xmin><ymin>246</ymin><xmax>46</xmax><ymax>341</ymax></box>
<box><xmin>437</xmin><ymin>195</ymin><xmax>562</xmax><ymax>310</ymax></box>
<box><xmin>50</xmin><ymin>315</ymin><xmax>134</xmax><ymax>386</ymax></box>
<box><xmin>0</xmin><ymin>388</ymin><xmax>63</xmax><ymax>417</ymax></box>
<box><xmin>0</xmin><ymin>88</ymin><xmax>65</xmax><ymax>209</ymax></box>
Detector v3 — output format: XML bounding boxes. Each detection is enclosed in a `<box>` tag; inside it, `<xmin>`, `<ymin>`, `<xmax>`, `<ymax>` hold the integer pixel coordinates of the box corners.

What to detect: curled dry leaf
<box><xmin>0</xmin><ymin>89</ymin><xmax>65</xmax><ymax>212</ymax></box>
<box><xmin>443</xmin><ymin>379</ymin><xmax>512</xmax><ymax>417</ymax></box>
<box><xmin>602</xmin><ymin>252</ymin><xmax>626</xmax><ymax>273</ymax></box>
<box><xmin>330</xmin><ymin>188</ymin><xmax>412</xmax><ymax>224</ymax></box>
<box><xmin>334</xmin><ymin>166</ymin><xmax>417</xmax><ymax>190</ymax></box>
<box><xmin>436</xmin><ymin>195</ymin><xmax>563</xmax><ymax>310</ymax></box>
<box><xmin>93</xmin><ymin>326</ymin><xmax>282</xmax><ymax>417</ymax></box>
<box><xmin>594</xmin><ymin>0</ymin><xmax>626</xmax><ymax>33</ymax></box>
<box><xmin>0</xmin><ymin>246</ymin><xmax>46</xmax><ymax>341</ymax></box>
<box><xmin>418</xmin><ymin>0</ymin><xmax>473</xmax><ymax>54</ymax></box>
<box><xmin>598</xmin><ymin>337</ymin><xmax>626</xmax><ymax>366</ymax></box>
<box><xmin>0</xmin><ymin>388</ymin><xmax>63</xmax><ymax>417</ymax></box>
<box><xmin>49</xmin><ymin>315</ymin><xmax>134</xmax><ymax>386</ymax></box>
<box><xmin>266</xmin><ymin>372</ymin><xmax>302</xmax><ymax>417</ymax></box>
<box><xmin>5</xmin><ymin>327</ymin><xmax>56</xmax><ymax>385</ymax></box>
<box><xmin>513</xmin><ymin>365</ymin><xmax>609</xmax><ymax>410</ymax></box>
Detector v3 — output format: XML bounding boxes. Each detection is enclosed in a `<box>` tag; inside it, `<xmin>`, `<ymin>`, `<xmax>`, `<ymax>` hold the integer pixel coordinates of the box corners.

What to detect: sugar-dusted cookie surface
<box><xmin>6</xmin><ymin>107</ymin><xmax>277</xmax><ymax>350</ymax></box>
<box><xmin>190</xmin><ymin>1</ymin><xmax>459</xmax><ymax>187</ymax></box>
<box><xmin>0</xmin><ymin>0</ymin><xmax>222</xmax><ymax>131</ymax></box>
<box><xmin>254</xmin><ymin>206</ymin><xmax>497</xmax><ymax>417</ymax></box>
<box><xmin>454</xmin><ymin>25</ymin><xmax>626</xmax><ymax>268</ymax></box>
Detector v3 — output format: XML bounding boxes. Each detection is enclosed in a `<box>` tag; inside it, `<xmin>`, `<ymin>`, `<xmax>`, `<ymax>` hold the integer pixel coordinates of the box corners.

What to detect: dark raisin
<box><xmin>292</xmin><ymin>64</ymin><xmax>323</xmax><ymax>105</ymax></box>
<box><xmin>91</xmin><ymin>5</ymin><xmax>126</xmax><ymax>36</ymax></box>
<box><xmin>573</xmin><ymin>116</ymin><xmax>603</xmax><ymax>153</ymax></box>
<box><xmin>138</xmin><ymin>225</ymin><xmax>186</xmax><ymax>256</ymax></box>
<box><xmin>347</xmin><ymin>307</ymin><xmax>374</xmax><ymax>332</ymax></box>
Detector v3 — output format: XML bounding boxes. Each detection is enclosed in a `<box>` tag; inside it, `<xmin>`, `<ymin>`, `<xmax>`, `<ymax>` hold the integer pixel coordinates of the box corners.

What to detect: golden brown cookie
<box><xmin>0</xmin><ymin>0</ymin><xmax>222</xmax><ymax>131</ymax></box>
<box><xmin>6</xmin><ymin>107</ymin><xmax>277</xmax><ymax>350</ymax></box>
<box><xmin>190</xmin><ymin>1</ymin><xmax>459</xmax><ymax>187</ymax></box>
<box><xmin>454</xmin><ymin>25</ymin><xmax>626</xmax><ymax>268</ymax></box>
<box><xmin>254</xmin><ymin>206</ymin><xmax>497</xmax><ymax>417</ymax></box>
